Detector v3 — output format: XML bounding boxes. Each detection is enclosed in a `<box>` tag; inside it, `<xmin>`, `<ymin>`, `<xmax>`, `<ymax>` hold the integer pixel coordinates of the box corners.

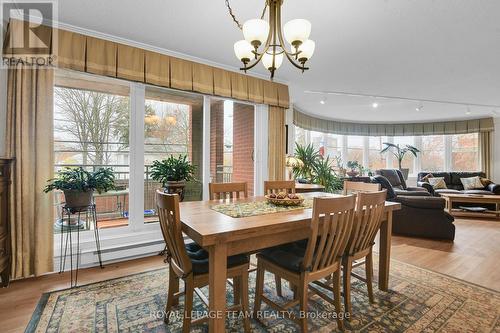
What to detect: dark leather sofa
<box><xmin>372</xmin><ymin>175</ymin><xmax>455</xmax><ymax>241</ymax></box>
<box><xmin>416</xmin><ymin>171</ymin><xmax>500</xmax><ymax>196</ymax></box>
<box><xmin>375</xmin><ymin>169</ymin><xmax>431</xmax><ymax>197</ymax></box>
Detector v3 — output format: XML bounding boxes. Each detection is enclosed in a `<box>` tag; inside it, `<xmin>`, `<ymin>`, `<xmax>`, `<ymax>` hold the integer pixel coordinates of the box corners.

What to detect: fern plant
<box><xmin>149</xmin><ymin>155</ymin><xmax>196</xmax><ymax>187</ymax></box>
<box><xmin>44</xmin><ymin>167</ymin><xmax>115</xmax><ymax>194</ymax></box>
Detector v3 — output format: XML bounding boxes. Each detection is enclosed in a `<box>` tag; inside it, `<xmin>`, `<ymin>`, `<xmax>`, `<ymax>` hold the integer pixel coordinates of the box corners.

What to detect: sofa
<box><xmin>372</xmin><ymin>175</ymin><xmax>455</xmax><ymax>240</ymax></box>
<box><xmin>375</xmin><ymin>169</ymin><xmax>431</xmax><ymax>197</ymax></box>
<box><xmin>416</xmin><ymin>172</ymin><xmax>500</xmax><ymax>196</ymax></box>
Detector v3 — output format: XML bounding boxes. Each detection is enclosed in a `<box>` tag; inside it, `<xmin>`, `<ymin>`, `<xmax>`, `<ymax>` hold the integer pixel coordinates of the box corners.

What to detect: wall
<box><xmin>0</xmin><ymin>68</ymin><xmax>6</xmax><ymax>157</ymax></box>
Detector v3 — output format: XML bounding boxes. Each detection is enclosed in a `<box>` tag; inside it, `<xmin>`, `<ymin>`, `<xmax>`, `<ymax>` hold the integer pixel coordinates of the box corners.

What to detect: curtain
<box><xmin>268</xmin><ymin>106</ymin><xmax>286</xmax><ymax>181</ymax></box>
<box><xmin>293</xmin><ymin>108</ymin><xmax>495</xmax><ymax>137</ymax></box>
<box><xmin>479</xmin><ymin>132</ymin><xmax>492</xmax><ymax>178</ymax></box>
<box><xmin>6</xmin><ymin>66</ymin><xmax>54</xmax><ymax>279</ymax></box>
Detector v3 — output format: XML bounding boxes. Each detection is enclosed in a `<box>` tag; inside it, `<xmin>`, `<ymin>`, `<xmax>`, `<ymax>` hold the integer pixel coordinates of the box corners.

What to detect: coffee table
<box><xmin>440</xmin><ymin>193</ymin><xmax>500</xmax><ymax>219</ymax></box>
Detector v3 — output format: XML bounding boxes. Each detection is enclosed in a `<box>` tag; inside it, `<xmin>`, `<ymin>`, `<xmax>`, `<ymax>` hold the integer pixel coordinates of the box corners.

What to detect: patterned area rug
<box><xmin>26</xmin><ymin>258</ymin><xmax>500</xmax><ymax>332</ymax></box>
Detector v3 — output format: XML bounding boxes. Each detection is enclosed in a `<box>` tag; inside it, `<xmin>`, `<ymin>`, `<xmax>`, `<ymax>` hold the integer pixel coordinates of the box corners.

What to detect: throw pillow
<box><xmin>428</xmin><ymin>177</ymin><xmax>447</xmax><ymax>189</ymax></box>
<box><xmin>421</xmin><ymin>173</ymin><xmax>434</xmax><ymax>182</ymax></box>
<box><xmin>480</xmin><ymin>177</ymin><xmax>492</xmax><ymax>187</ymax></box>
<box><xmin>461</xmin><ymin>176</ymin><xmax>484</xmax><ymax>190</ymax></box>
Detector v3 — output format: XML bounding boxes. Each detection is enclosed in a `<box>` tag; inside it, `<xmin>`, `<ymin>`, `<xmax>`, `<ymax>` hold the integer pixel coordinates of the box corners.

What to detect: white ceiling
<box><xmin>56</xmin><ymin>0</ymin><xmax>500</xmax><ymax>123</ymax></box>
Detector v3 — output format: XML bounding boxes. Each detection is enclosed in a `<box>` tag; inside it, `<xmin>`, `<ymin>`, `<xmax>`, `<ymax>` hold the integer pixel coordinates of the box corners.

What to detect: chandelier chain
<box><xmin>225</xmin><ymin>0</ymin><xmax>268</xmax><ymax>30</ymax></box>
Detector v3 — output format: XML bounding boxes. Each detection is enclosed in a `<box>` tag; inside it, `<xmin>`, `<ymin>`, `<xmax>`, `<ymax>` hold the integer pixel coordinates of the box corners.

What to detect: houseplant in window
<box><xmin>150</xmin><ymin>154</ymin><xmax>196</xmax><ymax>201</ymax></box>
<box><xmin>346</xmin><ymin>160</ymin><xmax>361</xmax><ymax>177</ymax></box>
<box><xmin>292</xmin><ymin>143</ymin><xmax>320</xmax><ymax>183</ymax></box>
<box><xmin>44</xmin><ymin>167</ymin><xmax>115</xmax><ymax>210</ymax></box>
<box><xmin>380</xmin><ymin>142</ymin><xmax>420</xmax><ymax>179</ymax></box>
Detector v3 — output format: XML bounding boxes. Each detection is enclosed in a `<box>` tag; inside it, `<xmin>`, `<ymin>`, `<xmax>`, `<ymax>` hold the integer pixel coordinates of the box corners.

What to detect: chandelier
<box><xmin>228</xmin><ymin>0</ymin><xmax>315</xmax><ymax>79</ymax></box>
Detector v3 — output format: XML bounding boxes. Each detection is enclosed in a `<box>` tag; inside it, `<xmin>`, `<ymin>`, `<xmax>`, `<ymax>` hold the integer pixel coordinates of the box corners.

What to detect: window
<box><xmin>421</xmin><ymin>135</ymin><xmax>445</xmax><ymax>172</ymax></box>
<box><xmin>368</xmin><ymin>136</ymin><xmax>388</xmax><ymax>171</ymax></box>
<box><xmin>54</xmin><ymin>70</ymin><xmax>130</xmax><ymax>231</ymax></box>
<box><xmin>346</xmin><ymin>136</ymin><xmax>364</xmax><ymax>164</ymax></box>
<box><xmin>144</xmin><ymin>87</ymin><xmax>204</xmax><ymax>223</ymax></box>
<box><xmin>294</xmin><ymin>125</ymin><xmax>482</xmax><ymax>177</ymax></box>
<box><xmin>451</xmin><ymin>133</ymin><xmax>479</xmax><ymax>171</ymax></box>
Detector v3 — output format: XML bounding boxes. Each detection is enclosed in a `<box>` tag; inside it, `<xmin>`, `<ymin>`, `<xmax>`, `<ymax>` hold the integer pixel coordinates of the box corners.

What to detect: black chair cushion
<box><xmin>185</xmin><ymin>242</ymin><xmax>249</xmax><ymax>275</ymax></box>
<box><xmin>258</xmin><ymin>242</ymin><xmax>308</xmax><ymax>273</ymax></box>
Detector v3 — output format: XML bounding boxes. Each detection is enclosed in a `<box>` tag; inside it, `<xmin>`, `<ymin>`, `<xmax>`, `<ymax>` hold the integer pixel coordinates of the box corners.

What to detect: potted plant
<box><xmin>312</xmin><ymin>156</ymin><xmax>343</xmax><ymax>192</ymax></box>
<box><xmin>380</xmin><ymin>142</ymin><xmax>420</xmax><ymax>180</ymax></box>
<box><xmin>149</xmin><ymin>155</ymin><xmax>196</xmax><ymax>201</ymax></box>
<box><xmin>292</xmin><ymin>143</ymin><xmax>320</xmax><ymax>183</ymax></box>
<box><xmin>346</xmin><ymin>160</ymin><xmax>361</xmax><ymax>177</ymax></box>
<box><xmin>44</xmin><ymin>167</ymin><xmax>115</xmax><ymax>210</ymax></box>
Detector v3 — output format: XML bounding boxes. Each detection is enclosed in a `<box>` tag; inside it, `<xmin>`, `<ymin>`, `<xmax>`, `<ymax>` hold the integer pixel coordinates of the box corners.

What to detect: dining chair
<box><xmin>156</xmin><ymin>190</ymin><xmax>251</xmax><ymax>332</ymax></box>
<box><xmin>209</xmin><ymin>182</ymin><xmax>248</xmax><ymax>200</ymax></box>
<box><xmin>263</xmin><ymin>179</ymin><xmax>296</xmax><ymax>296</ymax></box>
<box><xmin>343</xmin><ymin>180</ymin><xmax>381</xmax><ymax>195</ymax></box>
<box><xmin>342</xmin><ymin>190</ymin><xmax>387</xmax><ymax>316</ymax></box>
<box><xmin>264</xmin><ymin>180</ymin><xmax>296</xmax><ymax>194</ymax></box>
<box><xmin>253</xmin><ymin>195</ymin><xmax>356</xmax><ymax>332</ymax></box>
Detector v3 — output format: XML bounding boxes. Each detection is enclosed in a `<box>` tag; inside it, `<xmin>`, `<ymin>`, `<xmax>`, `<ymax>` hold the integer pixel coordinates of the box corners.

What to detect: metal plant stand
<box><xmin>59</xmin><ymin>204</ymin><xmax>103</xmax><ymax>287</ymax></box>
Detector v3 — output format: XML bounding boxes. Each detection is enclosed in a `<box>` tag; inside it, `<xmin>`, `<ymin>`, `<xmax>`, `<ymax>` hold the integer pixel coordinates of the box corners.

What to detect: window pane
<box><xmin>391</xmin><ymin>136</ymin><xmax>415</xmax><ymax>175</ymax></box>
<box><xmin>347</xmin><ymin>136</ymin><xmax>364</xmax><ymax>164</ymax></box>
<box><xmin>368</xmin><ymin>136</ymin><xmax>388</xmax><ymax>171</ymax></box>
<box><xmin>209</xmin><ymin>99</ymin><xmax>255</xmax><ymax>195</ymax></box>
<box><xmin>451</xmin><ymin>133</ymin><xmax>479</xmax><ymax>171</ymax></box>
<box><xmin>421</xmin><ymin>135</ymin><xmax>445</xmax><ymax>172</ymax></box>
<box><xmin>54</xmin><ymin>70</ymin><xmax>130</xmax><ymax>232</ymax></box>
<box><xmin>144</xmin><ymin>87</ymin><xmax>204</xmax><ymax>223</ymax></box>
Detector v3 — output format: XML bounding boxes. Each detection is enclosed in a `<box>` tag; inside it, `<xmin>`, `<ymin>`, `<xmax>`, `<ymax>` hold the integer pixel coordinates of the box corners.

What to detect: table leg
<box><xmin>208</xmin><ymin>243</ymin><xmax>227</xmax><ymax>333</ymax></box>
<box><xmin>378</xmin><ymin>212</ymin><xmax>392</xmax><ymax>291</ymax></box>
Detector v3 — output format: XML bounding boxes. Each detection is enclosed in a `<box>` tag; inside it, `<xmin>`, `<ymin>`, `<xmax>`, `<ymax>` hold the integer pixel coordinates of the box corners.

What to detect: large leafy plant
<box><xmin>313</xmin><ymin>156</ymin><xmax>343</xmax><ymax>192</ymax></box>
<box><xmin>292</xmin><ymin>143</ymin><xmax>320</xmax><ymax>182</ymax></box>
<box><xmin>380</xmin><ymin>142</ymin><xmax>420</xmax><ymax>169</ymax></box>
<box><xmin>44</xmin><ymin>167</ymin><xmax>115</xmax><ymax>193</ymax></box>
<box><xmin>150</xmin><ymin>155</ymin><xmax>196</xmax><ymax>186</ymax></box>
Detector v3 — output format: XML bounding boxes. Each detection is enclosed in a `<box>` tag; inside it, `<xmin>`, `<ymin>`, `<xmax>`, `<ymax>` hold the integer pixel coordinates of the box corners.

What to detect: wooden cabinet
<box><xmin>0</xmin><ymin>159</ymin><xmax>12</xmax><ymax>287</ymax></box>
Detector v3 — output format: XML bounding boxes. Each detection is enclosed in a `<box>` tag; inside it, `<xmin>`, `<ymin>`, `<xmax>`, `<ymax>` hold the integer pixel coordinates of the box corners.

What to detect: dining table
<box><xmin>179</xmin><ymin>192</ymin><xmax>401</xmax><ymax>332</ymax></box>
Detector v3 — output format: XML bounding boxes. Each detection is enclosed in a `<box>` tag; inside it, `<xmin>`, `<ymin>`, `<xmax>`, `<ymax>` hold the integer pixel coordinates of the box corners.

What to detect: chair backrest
<box><xmin>302</xmin><ymin>195</ymin><xmax>356</xmax><ymax>272</ymax></box>
<box><xmin>209</xmin><ymin>182</ymin><xmax>248</xmax><ymax>200</ymax></box>
<box><xmin>156</xmin><ymin>190</ymin><xmax>192</xmax><ymax>277</ymax></box>
<box><xmin>375</xmin><ymin>169</ymin><xmax>407</xmax><ymax>189</ymax></box>
<box><xmin>343</xmin><ymin>180</ymin><xmax>381</xmax><ymax>195</ymax></box>
<box><xmin>264</xmin><ymin>180</ymin><xmax>295</xmax><ymax>195</ymax></box>
<box><xmin>346</xmin><ymin>190</ymin><xmax>387</xmax><ymax>256</ymax></box>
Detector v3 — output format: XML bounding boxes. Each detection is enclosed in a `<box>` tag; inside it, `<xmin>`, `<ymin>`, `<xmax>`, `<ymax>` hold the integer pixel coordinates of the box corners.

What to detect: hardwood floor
<box><xmin>389</xmin><ymin>218</ymin><xmax>500</xmax><ymax>291</ymax></box>
<box><xmin>0</xmin><ymin>218</ymin><xmax>498</xmax><ymax>332</ymax></box>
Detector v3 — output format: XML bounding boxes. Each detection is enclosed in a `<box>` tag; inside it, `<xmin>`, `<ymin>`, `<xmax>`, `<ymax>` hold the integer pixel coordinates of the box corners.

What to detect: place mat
<box><xmin>210</xmin><ymin>199</ymin><xmax>313</xmax><ymax>218</ymax></box>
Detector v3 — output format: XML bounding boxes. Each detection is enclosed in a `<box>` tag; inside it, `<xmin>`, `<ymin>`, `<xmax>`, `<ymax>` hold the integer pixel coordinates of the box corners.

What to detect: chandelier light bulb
<box><xmin>297</xmin><ymin>39</ymin><xmax>315</xmax><ymax>62</ymax></box>
<box><xmin>262</xmin><ymin>52</ymin><xmax>284</xmax><ymax>71</ymax></box>
<box><xmin>234</xmin><ymin>40</ymin><xmax>254</xmax><ymax>63</ymax></box>
<box><xmin>242</xmin><ymin>19</ymin><xmax>269</xmax><ymax>48</ymax></box>
<box><xmin>284</xmin><ymin>19</ymin><xmax>311</xmax><ymax>47</ymax></box>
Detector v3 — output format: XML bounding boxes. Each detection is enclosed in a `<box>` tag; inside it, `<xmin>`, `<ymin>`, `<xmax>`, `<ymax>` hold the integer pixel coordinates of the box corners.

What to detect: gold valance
<box><xmin>293</xmin><ymin>108</ymin><xmax>495</xmax><ymax>136</ymax></box>
<box><xmin>3</xmin><ymin>20</ymin><xmax>290</xmax><ymax>107</ymax></box>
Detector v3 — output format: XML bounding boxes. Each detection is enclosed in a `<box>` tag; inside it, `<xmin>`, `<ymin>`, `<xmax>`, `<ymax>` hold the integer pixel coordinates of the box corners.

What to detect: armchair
<box><xmin>371</xmin><ymin>175</ymin><xmax>455</xmax><ymax>240</ymax></box>
<box><xmin>375</xmin><ymin>169</ymin><xmax>430</xmax><ymax>197</ymax></box>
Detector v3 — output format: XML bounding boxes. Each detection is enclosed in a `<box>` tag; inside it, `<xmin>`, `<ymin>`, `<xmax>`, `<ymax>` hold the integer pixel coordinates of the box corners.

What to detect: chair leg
<box><xmin>233</xmin><ymin>276</ymin><xmax>241</xmax><ymax>306</ymax></box>
<box><xmin>253</xmin><ymin>261</ymin><xmax>265</xmax><ymax>318</ymax></box>
<box><xmin>343</xmin><ymin>257</ymin><xmax>353</xmax><ymax>317</ymax></box>
<box><xmin>365</xmin><ymin>251</ymin><xmax>374</xmax><ymax>304</ymax></box>
<box><xmin>299</xmin><ymin>277</ymin><xmax>309</xmax><ymax>332</ymax></box>
<box><xmin>332</xmin><ymin>270</ymin><xmax>344</xmax><ymax>331</ymax></box>
<box><xmin>165</xmin><ymin>265</ymin><xmax>179</xmax><ymax>323</ymax></box>
<box><xmin>182</xmin><ymin>277</ymin><xmax>194</xmax><ymax>333</ymax></box>
<box><xmin>240</xmin><ymin>270</ymin><xmax>251</xmax><ymax>333</ymax></box>
<box><xmin>275</xmin><ymin>274</ymin><xmax>283</xmax><ymax>297</ymax></box>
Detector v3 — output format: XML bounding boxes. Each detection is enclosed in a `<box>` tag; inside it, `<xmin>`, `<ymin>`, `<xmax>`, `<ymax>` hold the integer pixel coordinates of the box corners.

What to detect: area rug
<box><xmin>26</xmin><ymin>258</ymin><xmax>500</xmax><ymax>332</ymax></box>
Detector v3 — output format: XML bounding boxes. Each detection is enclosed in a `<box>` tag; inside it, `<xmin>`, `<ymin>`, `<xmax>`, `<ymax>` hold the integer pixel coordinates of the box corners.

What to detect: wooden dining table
<box><xmin>179</xmin><ymin>192</ymin><xmax>401</xmax><ymax>332</ymax></box>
